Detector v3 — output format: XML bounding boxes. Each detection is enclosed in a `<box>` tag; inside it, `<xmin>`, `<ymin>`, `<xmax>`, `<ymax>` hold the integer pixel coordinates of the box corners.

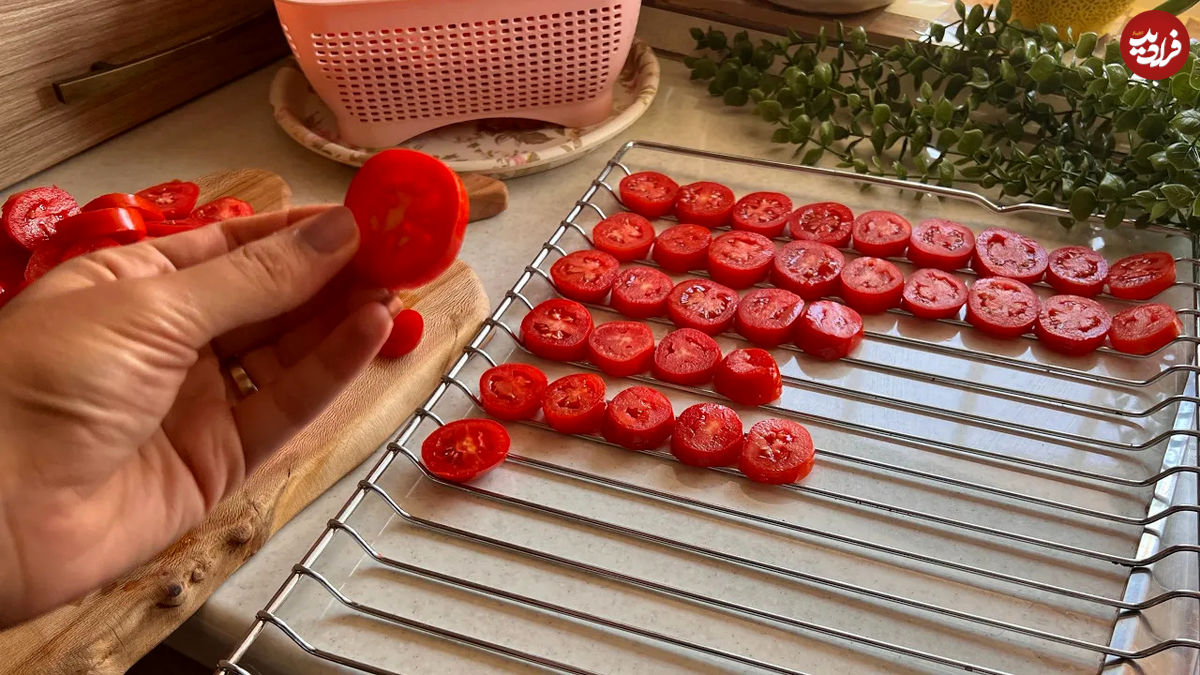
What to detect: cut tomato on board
<box><xmin>772</xmin><ymin>240</ymin><xmax>845</xmax><ymax>300</ymax></box>
<box><xmin>54</xmin><ymin>208</ymin><xmax>146</xmax><ymax>244</ymax></box>
<box><xmin>2</xmin><ymin>186</ymin><xmax>79</xmax><ymax>250</ymax></box>
<box><xmin>1033</xmin><ymin>295</ymin><xmax>1111</xmax><ymax>355</ymax></box>
<box><xmin>520</xmin><ymin>298</ymin><xmax>594</xmax><ymax>362</ymax></box>
<box><xmin>972</xmin><ymin>228</ymin><xmax>1048</xmax><ymax>284</ymax></box>
<box><xmin>602</xmin><ymin>386</ymin><xmax>675</xmax><ymax>450</ymax></box>
<box><xmin>593</xmin><ymin>212</ymin><xmax>656</xmax><ymax>262</ymax></box>
<box><xmin>23</xmin><ymin>245</ymin><xmax>63</xmax><ymax>283</ymax></box>
<box><xmin>1106</xmin><ymin>251</ymin><xmax>1176</xmax><ymax>300</ymax></box>
<box><xmin>965</xmin><ymin>277</ymin><xmax>1040</xmax><ymax>338</ymax></box>
<box><xmin>1109</xmin><ymin>303</ymin><xmax>1182</xmax><ymax>355</ymax></box>
<box><xmin>666</xmin><ymin>278</ymin><xmax>739</xmax><ymax>335</ymax></box>
<box><xmin>82</xmin><ymin>193</ymin><xmax>164</xmax><ymax>221</ymax></box>
<box><xmin>839</xmin><ymin>256</ymin><xmax>905</xmax><ymax>314</ymax></box>
<box><xmin>714</xmin><ymin>348</ymin><xmax>783</xmax><ymax>407</ymax></box>
<box><xmin>851</xmin><ymin>210</ymin><xmax>911</xmax><ymax>258</ymax></box>
<box><xmin>610</xmin><ymin>265</ymin><xmax>673</xmax><ymax>319</ymax></box>
<box><xmin>147</xmin><ymin>219</ymin><xmax>202</xmax><ymax>237</ymax></box>
<box><xmin>731</xmin><ymin>191</ymin><xmax>792</xmax><ymax>238</ymax></box>
<box><xmin>542</xmin><ymin>373</ymin><xmax>607</xmax><ymax>434</ymax></box>
<box><xmin>479</xmin><ymin>363</ymin><xmax>548</xmax><ymax>421</ymax></box>
<box><xmin>619</xmin><ymin>171</ymin><xmax>680</xmax><ymax>218</ymax></box>
<box><xmin>653</xmin><ymin>327</ymin><xmax>722</xmax><ymax>385</ymax></box>
<box><xmin>738</xmin><ymin>418</ymin><xmax>815</xmax><ymax>484</ymax></box>
<box><xmin>735</xmin><ymin>288</ymin><xmax>805</xmax><ymax>347</ymax></box>
<box><xmin>1045</xmin><ymin>246</ymin><xmax>1108</xmax><ymax>297</ymax></box>
<box><xmin>707</xmin><ymin>230</ymin><xmax>776</xmax><ymax>289</ymax></box>
<box><xmin>901</xmin><ymin>268</ymin><xmax>968</xmax><ymax>320</ymax></box>
<box><xmin>794</xmin><ymin>300</ymin><xmax>864</xmax><ymax>360</ymax></box>
<box><xmin>675</xmin><ymin>181</ymin><xmax>735</xmax><ymax>228</ymax></box>
<box><xmin>671</xmin><ymin>403</ymin><xmax>744</xmax><ymax>467</ymax></box>
<box><xmin>588</xmin><ymin>320</ymin><xmax>656</xmax><ymax>377</ymax></box>
<box><xmin>136</xmin><ymin>180</ymin><xmax>200</xmax><ymax>220</ymax></box>
<box><xmin>907</xmin><ymin>219</ymin><xmax>974</xmax><ymax>271</ymax></box>
<box><xmin>421</xmin><ymin>418</ymin><xmax>510</xmax><ymax>483</ymax></box>
<box><xmin>379</xmin><ymin>309</ymin><xmax>424</xmax><ymax>358</ymax></box>
<box><xmin>190</xmin><ymin>197</ymin><xmax>254</xmax><ymax>225</ymax></box>
<box><xmin>653</xmin><ymin>224</ymin><xmax>711</xmax><ymax>273</ymax></box>
<box><xmin>787</xmin><ymin>202</ymin><xmax>853</xmax><ymax>248</ymax></box>
<box><xmin>550</xmin><ymin>249</ymin><xmax>619</xmax><ymax>303</ymax></box>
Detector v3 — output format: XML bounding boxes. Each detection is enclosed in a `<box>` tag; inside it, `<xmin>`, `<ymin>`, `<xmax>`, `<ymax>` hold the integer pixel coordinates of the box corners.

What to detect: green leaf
<box><xmin>1150</xmin><ymin>200</ymin><xmax>1172</xmax><ymax>221</ymax></box>
<box><xmin>1137</xmin><ymin>114</ymin><xmax>1168</xmax><ymax>140</ymax></box>
<box><xmin>707</xmin><ymin>29</ymin><xmax>727</xmax><ymax>50</ymax></box>
<box><xmin>931</xmin><ymin>23</ymin><xmax>946</xmax><ymax>42</ymax></box>
<box><xmin>819</xmin><ymin>120</ymin><xmax>835</xmax><ymax>146</ymax></box>
<box><xmin>1104</xmin><ymin>40</ymin><xmax>1122</xmax><ymax>64</ymax></box>
<box><xmin>938</xmin><ymin>162</ymin><xmax>956</xmax><ymax>187</ymax></box>
<box><xmin>967</xmin><ymin>4</ymin><xmax>986</xmax><ymax>30</ymax></box>
<box><xmin>1104</xmin><ymin>205</ymin><xmax>1126</xmax><ymax>229</ymax></box>
<box><xmin>1075</xmin><ymin>32</ymin><xmax>1097</xmax><ymax>58</ymax></box>
<box><xmin>1162</xmin><ymin>183</ymin><xmax>1195</xmax><ymax>208</ymax></box>
<box><xmin>1029</xmin><ymin>54</ymin><xmax>1058</xmax><ymax>82</ymax></box>
<box><xmin>1038</xmin><ymin>23</ymin><xmax>1059</xmax><ymax>43</ymax></box>
<box><xmin>995</xmin><ymin>0</ymin><xmax>1012</xmax><ymax>23</ymax></box>
<box><xmin>723</xmin><ymin>87</ymin><xmax>749</xmax><ymax>106</ymax></box>
<box><xmin>1133</xmin><ymin>189</ymin><xmax>1160</xmax><ymax>208</ymax></box>
<box><xmin>771</xmin><ymin>127</ymin><xmax>791</xmax><ymax>143</ymax></box>
<box><xmin>957</xmin><ymin>128</ymin><xmax>984</xmax><ymax>156</ymax></box>
<box><xmin>690</xmin><ymin>57</ymin><xmax>718</xmax><ymax>80</ymax></box>
<box><xmin>1098</xmin><ymin>172</ymin><xmax>1126</xmax><ymax>200</ymax></box>
<box><xmin>801</xmin><ymin>147</ymin><xmax>824</xmax><ymax>165</ymax></box>
<box><xmin>936</xmin><ymin>128</ymin><xmax>959</xmax><ymax>150</ymax></box>
<box><xmin>791</xmin><ymin>115</ymin><xmax>812</xmax><ymax>140</ymax></box>
<box><xmin>1070</xmin><ymin>187</ymin><xmax>1097</xmax><ymax>221</ymax></box>
<box><xmin>690</xmin><ymin>27</ymin><xmax>705</xmax><ymax>42</ymax></box>
<box><xmin>814</xmin><ymin>63</ymin><xmax>833</xmax><ymax>88</ymax></box>
<box><xmin>954</xmin><ymin>0</ymin><xmax>966</xmax><ymax>18</ymax></box>
<box><xmin>757</xmin><ymin>100</ymin><xmax>783</xmax><ymax>121</ymax></box>
<box><xmin>934</xmin><ymin>98</ymin><xmax>953</xmax><ymax>126</ymax></box>
<box><xmin>1104</xmin><ymin>63</ymin><xmax>1128</xmax><ymax>89</ymax></box>
<box><xmin>1166</xmin><ymin>142</ymin><xmax>1196</xmax><ymax>169</ymax></box>
<box><xmin>872</xmin><ymin>103</ymin><xmax>892</xmax><ymax>127</ymax></box>
<box><xmin>1000</xmin><ymin>60</ymin><xmax>1018</xmax><ymax>85</ymax></box>
<box><xmin>1172</xmin><ymin>110</ymin><xmax>1200</xmax><ymax>136</ymax></box>
<box><xmin>1192</xmin><ymin>195</ymin><xmax>1200</xmax><ymax>219</ymax></box>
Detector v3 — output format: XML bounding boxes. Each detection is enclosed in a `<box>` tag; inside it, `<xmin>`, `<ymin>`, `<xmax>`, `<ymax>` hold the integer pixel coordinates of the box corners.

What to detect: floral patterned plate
<box><xmin>269</xmin><ymin>39</ymin><xmax>660</xmax><ymax>179</ymax></box>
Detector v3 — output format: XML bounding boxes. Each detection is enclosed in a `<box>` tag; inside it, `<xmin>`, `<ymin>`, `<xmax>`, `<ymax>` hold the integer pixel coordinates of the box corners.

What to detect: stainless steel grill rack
<box><xmin>217</xmin><ymin>141</ymin><xmax>1200</xmax><ymax>675</ymax></box>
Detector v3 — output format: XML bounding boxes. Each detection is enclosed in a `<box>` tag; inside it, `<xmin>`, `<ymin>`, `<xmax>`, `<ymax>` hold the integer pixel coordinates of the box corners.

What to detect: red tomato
<box><xmin>1107</xmin><ymin>251</ymin><xmax>1176</xmax><ymax>300</ymax></box>
<box><xmin>542</xmin><ymin>373</ymin><xmax>607</xmax><ymax>434</ymax></box>
<box><xmin>1033</xmin><ymin>295</ymin><xmax>1111</xmax><ymax>355</ymax></box>
<box><xmin>61</xmin><ymin>237</ymin><xmax>122</xmax><ymax>262</ymax></box>
<box><xmin>478</xmin><ymin>363</ymin><xmax>548</xmax><ymax>421</ymax></box>
<box><xmin>588</xmin><ymin>321</ymin><xmax>656</xmax><ymax>377</ymax></box>
<box><xmin>550</xmin><ymin>250</ymin><xmax>619</xmax><ymax>303</ymax></box>
<box><xmin>592</xmin><ymin>212</ymin><xmax>655</xmax><ymax>262</ymax></box>
<box><xmin>731</xmin><ymin>191</ymin><xmax>793</xmax><ymax>238</ymax></box>
<box><xmin>1110</xmin><ymin>303</ymin><xmax>1182</xmax><ymax>355</ymax></box>
<box><xmin>972</xmin><ymin>228</ymin><xmax>1048</xmax><ymax>284</ymax></box>
<box><xmin>345</xmin><ymin>149</ymin><xmax>468</xmax><ymax>289</ymax></box>
<box><xmin>666</xmin><ymin>278</ymin><xmax>739</xmax><ymax>335</ymax></box>
<box><xmin>421</xmin><ymin>419</ymin><xmax>510</xmax><ymax>483</ymax></box>
<box><xmin>146</xmin><ymin>218</ymin><xmax>202</xmax><ymax>237</ymax></box>
<box><xmin>1045</xmin><ymin>246</ymin><xmax>1108</xmax><ymax>297</ymax></box>
<box><xmin>619</xmin><ymin>171</ymin><xmax>680</xmax><ymax>218</ymax></box>
<box><xmin>653</xmin><ymin>327</ymin><xmax>722</xmax><ymax>385</ymax></box>
<box><xmin>738</xmin><ymin>418</ymin><xmax>815</xmax><ymax>484</ymax></box>
<box><xmin>735</xmin><ymin>288</ymin><xmax>805</xmax><ymax>347</ymax></box>
<box><xmin>610</xmin><ymin>265</ymin><xmax>672</xmax><ymax>318</ymax></box>
<box><xmin>671</xmin><ymin>403</ymin><xmax>744</xmax><ymax>467</ymax></box>
<box><xmin>908</xmin><ymin>219</ymin><xmax>974</xmax><ymax>271</ymax></box>
<box><xmin>707</xmin><ymin>231</ymin><xmax>776</xmax><ymax>289</ymax></box>
<box><xmin>190</xmin><ymin>197</ymin><xmax>255</xmax><ymax>225</ymax></box>
<box><xmin>54</xmin><ymin>208</ymin><xmax>146</xmax><ymax>245</ymax></box>
<box><xmin>379</xmin><ymin>309</ymin><xmax>424</xmax><ymax>358</ymax></box>
<box><xmin>851</xmin><ymin>211</ymin><xmax>911</xmax><ymax>258</ymax></box>
<box><xmin>136</xmin><ymin>180</ymin><xmax>200</xmax><ymax>220</ymax></box>
<box><xmin>82</xmin><ymin>193</ymin><xmax>164</xmax><ymax>221</ymax></box>
<box><xmin>2</xmin><ymin>186</ymin><xmax>78</xmax><ymax>250</ymax></box>
<box><xmin>714</xmin><ymin>348</ymin><xmax>783</xmax><ymax>406</ymax></box>
<box><xmin>520</xmin><ymin>298</ymin><xmax>594</xmax><ymax>361</ymax></box>
<box><xmin>795</xmin><ymin>300</ymin><xmax>864</xmax><ymax>360</ymax></box>
<box><xmin>966</xmin><ymin>277</ymin><xmax>1040</xmax><ymax>338</ymax></box>
<box><xmin>0</xmin><ymin>244</ymin><xmax>28</xmax><ymax>289</ymax></box>
<box><xmin>23</xmin><ymin>244</ymin><xmax>62</xmax><ymax>283</ymax></box>
<box><xmin>787</xmin><ymin>202</ymin><xmax>853</xmax><ymax>248</ymax></box>
<box><xmin>772</xmin><ymin>241</ymin><xmax>845</xmax><ymax>300</ymax></box>
<box><xmin>839</xmin><ymin>256</ymin><xmax>904</xmax><ymax>314</ymax></box>
<box><xmin>602</xmin><ymin>386</ymin><xmax>675</xmax><ymax>450</ymax></box>
<box><xmin>675</xmin><ymin>181</ymin><xmax>735</xmax><ymax>228</ymax></box>
<box><xmin>652</xmin><ymin>224</ymin><xmax>711</xmax><ymax>273</ymax></box>
<box><xmin>901</xmin><ymin>268</ymin><xmax>968</xmax><ymax>320</ymax></box>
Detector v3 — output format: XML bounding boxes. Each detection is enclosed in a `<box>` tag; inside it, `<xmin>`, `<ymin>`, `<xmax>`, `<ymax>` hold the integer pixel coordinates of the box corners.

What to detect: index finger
<box><xmin>148</xmin><ymin>204</ymin><xmax>338</xmax><ymax>270</ymax></box>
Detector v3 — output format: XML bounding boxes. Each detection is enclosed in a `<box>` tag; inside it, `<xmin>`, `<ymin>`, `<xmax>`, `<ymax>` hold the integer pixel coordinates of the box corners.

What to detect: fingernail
<box><xmin>298</xmin><ymin>206</ymin><xmax>357</xmax><ymax>253</ymax></box>
<box><xmin>382</xmin><ymin>292</ymin><xmax>404</xmax><ymax>317</ymax></box>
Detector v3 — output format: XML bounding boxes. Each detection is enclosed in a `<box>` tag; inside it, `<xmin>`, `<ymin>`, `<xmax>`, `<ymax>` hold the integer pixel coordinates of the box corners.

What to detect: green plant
<box><xmin>685</xmin><ymin>0</ymin><xmax>1200</xmax><ymax>230</ymax></box>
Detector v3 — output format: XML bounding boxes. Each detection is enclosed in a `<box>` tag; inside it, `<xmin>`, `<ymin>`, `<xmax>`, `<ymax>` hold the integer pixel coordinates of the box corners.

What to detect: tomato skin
<box><xmin>54</xmin><ymin>208</ymin><xmax>146</xmax><ymax>245</ymax></box>
<box><xmin>23</xmin><ymin>244</ymin><xmax>62</xmax><ymax>283</ymax></box>
<box><xmin>550</xmin><ymin>250</ymin><xmax>619</xmax><ymax>303</ymax></box>
<box><xmin>735</xmin><ymin>288</ymin><xmax>805</xmax><ymax>347</ymax></box>
<box><xmin>965</xmin><ymin>277</ymin><xmax>1040</xmax><ymax>338</ymax></box>
<box><xmin>839</xmin><ymin>256</ymin><xmax>905</xmax><ymax>314</ymax></box>
<box><xmin>851</xmin><ymin>211</ymin><xmax>911</xmax><ymax>258</ymax></box>
<box><xmin>542</xmin><ymin>373</ymin><xmax>607</xmax><ymax>434</ymax></box>
<box><xmin>666</xmin><ymin>278</ymin><xmax>739</xmax><ymax>335</ymax></box>
<box><xmin>610</xmin><ymin>265</ymin><xmax>673</xmax><ymax>319</ymax></box>
<box><xmin>1110</xmin><ymin>303</ymin><xmax>1182</xmax><ymax>355</ymax></box>
<box><xmin>972</xmin><ymin>228</ymin><xmax>1048</xmax><ymax>284</ymax></box>
<box><xmin>592</xmin><ymin>212</ymin><xmax>656</xmax><ymax>262</ymax></box>
<box><xmin>587</xmin><ymin>321</ymin><xmax>656</xmax><ymax>377</ymax></box>
<box><xmin>379</xmin><ymin>309</ymin><xmax>425</xmax><ymax>358</ymax></box>
<box><xmin>520</xmin><ymin>299</ymin><xmax>595</xmax><ymax>361</ymax></box>
<box><xmin>707</xmin><ymin>231</ymin><xmax>776</xmax><ymax>289</ymax></box>
<box><xmin>794</xmin><ymin>300</ymin><xmax>863</xmax><ymax>360</ymax></box>
<box><xmin>3</xmin><ymin>186</ymin><xmax>79</xmax><ymax>250</ymax></box>
<box><xmin>653</xmin><ymin>224</ymin><xmax>712</xmax><ymax>273</ymax></box>
<box><xmin>478</xmin><ymin>364</ymin><xmax>549</xmax><ymax>421</ymax></box>
<box><xmin>714</xmin><ymin>348</ymin><xmax>783</xmax><ymax>406</ymax></box>
<box><xmin>671</xmin><ymin>403</ymin><xmax>744</xmax><ymax>467</ymax></box>
<box><xmin>675</xmin><ymin>181</ymin><xmax>735</xmax><ymax>228</ymax></box>
<box><xmin>190</xmin><ymin>197</ymin><xmax>255</xmax><ymax>225</ymax></box>
<box><xmin>146</xmin><ymin>218</ymin><xmax>202</xmax><ymax>237</ymax></box>
<box><xmin>1033</xmin><ymin>295</ymin><xmax>1111</xmax><ymax>355</ymax></box>
<box><xmin>1106</xmin><ymin>251</ymin><xmax>1176</xmax><ymax>300</ymax></box>
<box><xmin>1045</xmin><ymin>246</ymin><xmax>1108</xmax><ymax>297</ymax></box>
<box><xmin>908</xmin><ymin>219</ymin><xmax>975</xmax><ymax>271</ymax></box>
<box><xmin>738</xmin><ymin>418</ymin><xmax>815</xmax><ymax>484</ymax></box>
<box><xmin>901</xmin><ymin>268</ymin><xmax>968</xmax><ymax>320</ymax></box>
<box><xmin>136</xmin><ymin>180</ymin><xmax>200</xmax><ymax>220</ymax></box>
<box><xmin>619</xmin><ymin>171</ymin><xmax>680</xmax><ymax>218</ymax></box>
<box><xmin>421</xmin><ymin>419</ymin><xmax>511</xmax><ymax>483</ymax></box>
<box><xmin>602</xmin><ymin>386</ymin><xmax>675</xmax><ymax>450</ymax></box>
<box><xmin>787</xmin><ymin>202</ymin><xmax>853</xmax><ymax>248</ymax></box>
<box><xmin>82</xmin><ymin>193</ymin><xmax>165</xmax><ymax>221</ymax></box>
<box><xmin>731</xmin><ymin>191</ymin><xmax>793</xmax><ymax>237</ymax></box>
<box><xmin>653</xmin><ymin>327</ymin><xmax>722</xmax><ymax>385</ymax></box>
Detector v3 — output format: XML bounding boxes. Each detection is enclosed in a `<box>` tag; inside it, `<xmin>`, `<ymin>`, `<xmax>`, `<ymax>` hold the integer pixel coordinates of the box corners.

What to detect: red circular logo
<box><xmin>1121</xmin><ymin>10</ymin><xmax>1190</xmax><ymax>80</ymax></box>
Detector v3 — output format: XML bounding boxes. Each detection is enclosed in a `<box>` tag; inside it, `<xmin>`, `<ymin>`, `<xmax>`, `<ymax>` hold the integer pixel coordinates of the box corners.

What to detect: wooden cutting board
<box><xmin>0</xmin><ymin>170</ymin><xmax>494</xmax><ymax>674</ymax></box>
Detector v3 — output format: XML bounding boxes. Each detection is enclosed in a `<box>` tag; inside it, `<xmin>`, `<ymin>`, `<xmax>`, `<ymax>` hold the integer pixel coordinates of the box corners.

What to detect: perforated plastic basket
<box><xmin>275</xmin><ymin>0</ymin><xmax>641</xmax><ymax>148</ymax></box>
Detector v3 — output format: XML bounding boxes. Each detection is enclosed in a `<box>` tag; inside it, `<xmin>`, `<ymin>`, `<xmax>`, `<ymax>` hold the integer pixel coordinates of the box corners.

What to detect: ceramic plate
<box><xmin>269</xmin><ymin>39</ymin><xmax>660</xmax><ymax>178</ymax></box>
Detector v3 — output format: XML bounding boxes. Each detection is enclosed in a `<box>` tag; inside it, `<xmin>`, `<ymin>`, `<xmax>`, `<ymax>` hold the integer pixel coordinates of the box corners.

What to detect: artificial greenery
<box><xmin>685</xmin><ymin>0</ymin><xmax>1200</xmax><ymax>230</ymax></box>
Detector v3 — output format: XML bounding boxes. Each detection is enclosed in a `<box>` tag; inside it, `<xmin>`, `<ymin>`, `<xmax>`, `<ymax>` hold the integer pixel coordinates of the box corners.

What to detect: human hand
<box><xmin>0</xmin><ymin>205</ymin><xmax>396</xmax><ymax>626</ymax></box>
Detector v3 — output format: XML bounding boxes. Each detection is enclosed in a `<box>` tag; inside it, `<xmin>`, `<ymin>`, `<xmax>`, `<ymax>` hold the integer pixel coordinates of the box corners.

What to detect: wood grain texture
<box><xmin>0</xmin><ymin>171</ymin><xmax>491</xmax><ymax>675</ymax></box>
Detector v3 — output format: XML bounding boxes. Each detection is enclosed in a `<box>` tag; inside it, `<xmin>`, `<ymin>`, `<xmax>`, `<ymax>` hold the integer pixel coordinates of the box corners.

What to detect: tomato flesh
<box><xmin>666</xmin><ymin>278</ymin><xmax>739</xmax><ymax>335</ymax></box>
<box><xmin>479</xmin><ymin>363</ymin><xmax>548</xmax><ymax>421</ymax></box>
<box><xmin>190</xmin><ymin>197</ymin><xmax>255</xmax><ymax>225</ymax></box>
<box><xmin>787</xmin><ymin>202</ymin><xmax>853</xmax><ymax>248</ymax></box>
<box><xmin>379</xmin><ymin>309</ymin><xmax>424</xmax><ymax>358</ymax></box>
<box><xmin>1106</xmin><ymin>251</ymin><xmax>1176</xmax><ymax>300</ymax></box>
<box><xmin>714</xmin><ymin>348</ymin><xmax>783</xmax><ymax>406</ymax></box>
<box><xmin>136</xmin><ymin>180</ymin><xmax>200</xmax><ymax>220</ymax></box>
<box><xmin>738</xmin><ymin>418</ymin><xmax>815</xmax><ymax>484</ymax></box>
<box><xmin>772</xmin><ymin>241</ymin><xmax>844</xmax><ymax>300</ymax></box>
<box><xmin>735</xmin><ymin>288</ymin><xmax>805</xmax><ymax>347</ymax></box>
<box><xmin>972</xmin><ymin>228</ymin><xmax>1048</xmax><ymax>284</ymax></box>
<box><xmin>147</xmin><ymin>218</ymin><xmax>202</xmax><ymax>237</ymax></box>
<box><xmin>671</xmin><ymin>403</ymin><xmax>744</xmax><ymax>467</ymax></box>
<box><xmin>542</xmin><ymin>373</ymin><xmax>607</xmax><ymax>434</ymax></box>
<box><xmin>908</xmin><ymin>219</ymin><xmax>974</xmax><ymax>271</ymax></box>
<box><xmin>587</xmin><ymin>320</ymin><xmax>656</xmax><ymax>377</ymax></box>
<box><xmin>901</xmin><ymin>268</ymin><xmax>968</xmax><ymax>320</ymax></box>
<box><xmin>731</xmin><ymin>191</ymin><xmax>792</xmax><ymax>238</ymax></box>
<box><xmin>1046</xmin><ymin>246</ymin><xmax>1108</xmax><ymax>297</ymax></box>
<box><xmin>675</xmin><ymin>181</ymin><xmax>735</xmax><ymax>228</ymax></box>
<box><xmin>966</xmin><ymin>277</ymin><xmax>1040</xmax><ymax>338</ymax></box>
<box><xmin>1109</xmin><ymin>303</ymin><xmax>1182</xmax><ymax>355</ymax></box>
<box><xmin>550</xmin><ymin>250</ymin><xmax>619</xmax><ymax>303</ymax></box>
<box><xmin>851</xmin><ymin>211</ymin><xmax>911</xmax><ymax>258</ymax></box>
<box><xmin>794</xmin><ymin>300</ymin><xmax>864</xmax><ymax>360</ymax></box>
<box><xmin>54</xmin><ymin>208</ymin><xmax>146</xmax><ymax>245</ymax></box>
<box><xmin>707</xmin><ymin>231</ymin><xmax>776</xmax><ymax>289</ymax></box>
<box><xmin>653</xmin><ymin>327</ymin><xmax>722</xmax><ymax>385</ymax></box>
<box><xmin>603</xmin><ymin>386</ymin><xmax>675</xmax><ymax>450</ymax></box>
<box><xmin>520</xmin><ymin>298</ymin><xmax>595</xmax><ymax>361</ymax></box>
<box><xmin>653</xmin><ymin>224</ymin><xmax>711</xmax><ymax>273</ymax></box>
<box><xmin>82</xmin><ymin>193</ymin><xmax>164</xmax><ymax>221</ymax></box>
<box><xmin>610</xmin><ymin>265</ymin><xmax>673</xmax><ymax>319</ymax></box>
<box><xmin>1034</xmin><ymin>295</ymin><xmax>1111</xmax><ymax>355</ymax></box>
<box><xmin>2</xmin><ymin>186</ymin><xmax>79</xmax><ymax>250</ymax></box>
<box><xmin>840</xmin><ymin>256</ymin><xmax>904</xmax><ymax>314</ymax></box>
<box><xmin>421</xmin><ymin>419</ymin><xmax>510</xmax><ymax>483</ymax></box>
<box><xmin>24</xmin><ymin>244</ymin><xmax>62</xmax><ymax>283</ymax></box>
<box><xmin>619</xmin><ymin>171</ymin><xmax>680</xmax><ymax>218</ymax></box>
<box><xmin>593</xmin><ymin>212</ymin><xmax>656</xmax><ymax>262</ymax></box>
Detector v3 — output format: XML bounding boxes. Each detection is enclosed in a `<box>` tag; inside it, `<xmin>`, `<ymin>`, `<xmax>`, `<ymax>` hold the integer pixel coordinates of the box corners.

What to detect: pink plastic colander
<box><xmin>275</xmin><ymin>0</ymin><xmax>641</xmax><ymax>148</ymax></box>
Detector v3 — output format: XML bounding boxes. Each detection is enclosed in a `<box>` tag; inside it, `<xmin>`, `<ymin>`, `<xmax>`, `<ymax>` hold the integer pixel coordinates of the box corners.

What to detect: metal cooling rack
<box><xmin>216</xmin><ymin>141</ymin><xmax>1200</xmax><ymax>675</ymax></box>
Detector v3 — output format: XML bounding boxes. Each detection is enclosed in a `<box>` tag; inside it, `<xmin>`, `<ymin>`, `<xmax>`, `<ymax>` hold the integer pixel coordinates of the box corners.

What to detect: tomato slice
<box><xmin>542</xmin><ymin>373</ymin><xmax>607</xmax><ymax>434</ymax></box>
<box><xmin>1110</xmin><ymin>303</ymin><xmax>1182</xmax><ymax>355</ymax></box>
<box><xmin>23</xmin><ymin>244</ymin><xmax>63</xmax><ymax>283</ymax></box>
<box><xmin>1033</xmin><ymin>295</ymin><xmax>1111</xmax><ymax>355</ymax></box>
<box><xmin>82</xmin><ymin>193</ymin><xmax>165</xmax><ymax>221</ymax></box>
<box><xmin>550</xmin><ymin>250</ymin><xmax>619</xmax><ymax>303</ymax></box>
<box><xmin>738</xmin><ymin>418</ymin><xmax>815</xmax><ymax>484</ymax></box>
<box><xmin>675</xmin><ymin>181</ymin><xmax>735</xmax><ymax>228</ymax></box>
<box><xmin>671</xmin><ymin>403</ymin><xmax>744</xmax><ymax>467</ymax></box>
<box><xmin>966</xmin><ymin>277</ymin><xmax>1040</xmax><ymax>338</ymax></box>
<box><xmin>907</xmin><ymin>219</ymin><xmax>974</xmax><ymax>271</ymax></box>
<box><xmin>421</xmin><ymin>418</ymin><xmax>510</xmax><ymax>483</ymax></box>
<box><xmin>901</xmin><ymin>268</ymin><xmax>968</xmax><ymax>320</ymax></box>
<box><xmin>60</xmin><ymin>237</ymin><xmax>122</xmax><ymax>262</ymax></box>
<box><xmin>619</xmin><ymin>171</ymin><xmax>680</xmax><ymax>218</ymax></box>
<box><xmin>666</xmin><ymin>278</ymin><xmax>739</xmax><ymax>334</ymax></box>
<box><xmin>345</xmin><ymin>149</ymin><xmax>469</xmax><ymax>289</ymax></box>
<box><xmin>707</xmin><ymin>231</ymin><xmax>775</xmax><ymax>289</ymax></box>
<box><xmin>592</xmin><ymin>212</ymin><xmax>656</xmax><ymax>262</ymax></box>
<box><xmin>735</xmin><ymin>288</ymin><xmax>805</xmax><ymax>347</ymax></box>
<box><xmin>520</xmin><ymin>298</ymin><xmax>595</xmax><ymax>361</ymax></box>
<box><xmin>714</xmin><ymin>348</ymin><xmax>783</xmax><ymax>407</ymax></box>
<box><xmin>653</xmin><ymin>327</ymin><xmax>722</xmax><ymax>385</ymax></box>
<box><xmin>54</xmin><ymin>208</ymin><xmax>146</xmax><ymax>245</ymax></box>
<box><xmin>1045</xmin><ymin>246</ymin><xmax>1109</xmax><ymax>297</ymax></box>
<box><xmin>771</xmin><ymin>241</ymin><xmax>845</xmax><ymax>300</ymax></box>
<box><xmin>379</xmin><ymin>309</ymin><xmax>424</xmax><ymax>358</ymax></box>
<box><xmin>795</xmin><ymin>300</ymin><xmax>864</xmax><ymax>360</ymax></box>
<box><xmin>851</xmin><ymin>211</ymin><xmax>911</xmax><ymax>258</ymax></box>
<box><xmin>587</xmin><ymin>320</ymin><xmax>656</xmax><ymax>377</ymax></box>
<box><xmin>610</xmin><ymin>265</ymin><xmax>672</xmax><ymax>319</ymax></box>
<box><xmin>146</xmin><ymin>218</ymin><xmax>202</xmax><ymax>237</ymax></box>
<box><xmin>839</xmin><ymin>256</ymin><xmax>904</xmax><ymax>314</ymax></box>
<box><xmin>787</xmin><ymin>202</ymin><xmax>853</xmax><ymax>248</ymax></box>
<box><xmin>602</xmin><ymin>385</ymin><xmax>675</xmax><ymax>450</ymax></box>
<box><xmin>972</xmin><ymin>228</ymin><xmax>1048</xmax><ymax>284</ymax></box>
<box><xmin>190</xmin><ymin>196</ymin><xmax>255</xmax><ymax>226</ymax></box>
<box><xmin>1106</xmin><ymin>251</ymin><xmax>1176</xmax><ymax>300</ymax></box>
<box><xmin>0</xmin><ymin>244</ymin><xmax>29</xmax><ymax>289</ymax></box>
<box><xmin>479</xmin><ymin>363</ymin><xmax>548</xmax><ymax>421</ymax></box>
<box><xmin>136</xmin><ymin>180</ymin><xmax>200</xmax><ymax>220</ymax></box>
<box><xmin>2</xmin><ymin>186</ymin><xmax>79</xmax><ymax>250</ymax></box>
<box><xmin>652</xmin><ymin>224</ymin><xmax>711</xmax><ymax>273</ymax></box>
<box><xmin>731</xmin><ymin>191</ymin><xmax>793</xmax><ymax>238</ymax></box>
